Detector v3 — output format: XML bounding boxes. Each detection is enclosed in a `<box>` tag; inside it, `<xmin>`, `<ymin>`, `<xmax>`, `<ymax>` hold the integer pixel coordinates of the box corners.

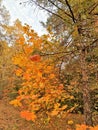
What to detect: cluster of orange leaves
<box><xmin>76</xmin><ymin>124</ymin><xmax>98</xmax><ymax>130</ymax></box>
<box><xmin>66</xmin><ymin>124</ymin><xmax>98</xmax><ymax>130</ymax></box>
<box><xmin>10</xmin><ymin>25</ymin><xmax>72</xmax><ymax>122</ymax></box>
<box><xmin>20</xmin><ymin>111</ymin><xmax>37</xmax><ymax>121</ymax></box>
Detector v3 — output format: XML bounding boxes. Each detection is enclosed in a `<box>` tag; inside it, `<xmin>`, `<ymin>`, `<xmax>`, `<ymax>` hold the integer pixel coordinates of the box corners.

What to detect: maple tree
<box><xmin>10</xmin><ymin>24</ymin><xmax>74</xmax><ymax>121</ymax></box>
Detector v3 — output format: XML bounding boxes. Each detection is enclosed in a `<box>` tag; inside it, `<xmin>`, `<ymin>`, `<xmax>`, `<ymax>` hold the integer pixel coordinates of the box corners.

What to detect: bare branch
<box><xmin>65</xmin><ymin>0</ymin><xmax>76</xmax><ymax>23</ymax></box>
<box><xmin>40</xmin><ymin>49</ymin><xmax>78</xmax><ymax>56</ymax></box>
<box><xmin>88</xmin><ymin>2</ymin><xmax>98</xmax><ymax>14</ymax></box>
<box><xmin>48</xmin><ymin>0</ymin><xmax>73</xmax><ymax>19</ymax></box>
<box><xmin>29</xmin><ymin>0</ymin><xmax>72</xmax><ymax>25</ymax></box>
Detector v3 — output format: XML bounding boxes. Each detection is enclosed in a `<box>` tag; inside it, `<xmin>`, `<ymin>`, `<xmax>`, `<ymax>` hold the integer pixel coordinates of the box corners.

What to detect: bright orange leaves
<box><xmin>16</xmin><ymin>36</ymin><xmax>25</xmax><ymax>45</ymax></box>
<box><xmin>20</xmin><ymin>111</ymin><xmax>37</xmax><ymax>121</ymax></box>
<box><xmin>9</xmin><ymin>99</ymin><xmax>22</xmax><ymax>107</ymax></box>
<box><xmin>10</xmin><ymin>25</ymin><xmax>71</xmax><ymax>122</ymax></box>
<box><xmin>76</xmin><ymin>124</ymin><xmax>98</xmax><ymax>130</ymax></box>
<box><xmin>15</xmin><ymin>69</ymin><xmax>23</xmax><ymax>76</ymax></box>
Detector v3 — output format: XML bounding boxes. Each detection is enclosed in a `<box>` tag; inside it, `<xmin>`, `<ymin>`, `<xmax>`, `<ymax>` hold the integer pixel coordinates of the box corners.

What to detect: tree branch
<box><xmin>65</xmin><ymin>0</ymin><xmax>76</xmax><ymax>23</ymax></box>
<box><xmin>29</xmin><ymin>0</ymin><xmax>72</xmax><ymax>25</ymax></box>
<box><xmin>40</xmin><ymin>49</ymin><xmax>78</xmax><ymax>56</ymax></box>
<box><xmin>88</xmin><ymin>2</ymin><xmax>98</xmax><ymax>14</ymax></box>
<box><xmin>48</xmin><ymin>0</ymin><xmax>73</xmax><ymax>19</ymax></box>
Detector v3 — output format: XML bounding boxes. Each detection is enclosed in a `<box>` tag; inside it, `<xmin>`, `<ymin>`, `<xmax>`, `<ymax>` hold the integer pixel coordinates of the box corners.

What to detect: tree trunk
<box><xmin>80</xmin><ymin>48</ymin><xmax>93</xmax><ymax>126</ymax></box>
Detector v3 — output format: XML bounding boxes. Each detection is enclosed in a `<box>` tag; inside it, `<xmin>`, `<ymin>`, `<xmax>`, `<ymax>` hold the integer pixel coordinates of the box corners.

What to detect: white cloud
<box><xmin>2</xmin><ymin>0</ymin><xmax>48</xmax><ymax>35</ymax></box>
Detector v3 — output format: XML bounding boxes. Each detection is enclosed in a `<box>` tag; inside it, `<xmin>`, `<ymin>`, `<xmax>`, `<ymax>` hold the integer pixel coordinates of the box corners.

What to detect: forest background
<box><xmin>0</xmin><ymin>0</ymin><xmax>98</xmax><ymax>130</ymax></box>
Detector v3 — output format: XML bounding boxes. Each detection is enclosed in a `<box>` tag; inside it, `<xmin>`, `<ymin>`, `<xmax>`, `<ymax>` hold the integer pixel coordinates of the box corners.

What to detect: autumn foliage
<box><xmin>10</xmin><ymin>25</ymin><xmax>72</xmax><ymax>122</ymax></box>
<box><xmin>1</xmin><ymin>0</ymin><xmax>98</xmax><ymax>128</ymax></box>
<box><xmin>76</xmin><ymin>124</ymin><xmax>98</xmax><ymax>130</ymax></box>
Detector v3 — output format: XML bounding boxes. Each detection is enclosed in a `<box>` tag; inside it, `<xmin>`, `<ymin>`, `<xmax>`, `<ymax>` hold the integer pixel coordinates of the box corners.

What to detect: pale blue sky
<box><xmin>2</xmin><ymin>0</ymin><xmax>48</xmax><ymax>35</ymax></box>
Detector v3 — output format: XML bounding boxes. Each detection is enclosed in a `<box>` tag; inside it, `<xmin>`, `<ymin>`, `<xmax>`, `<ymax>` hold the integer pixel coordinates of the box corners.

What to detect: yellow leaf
<box><xmin>51</xmin><ymin>110</ymin><xmax>59</xmax><ymax>116</ymax></box>
<box><xmin>15</xmin><ymin>69</ymin><xmax>22</xmax><ymax>76</ymax></box>
<box><xmin>54</xmin><ymin>103</ymin><xmax>60</xmax><ymax>109</ymax></box>
<box><xmin>9</xmin><ymin>99</ymin><xmax>22</xmax><ymax>107</ymax></box>
<box><xmin>68</xmin><ymin>120</ymin><xmax>74</xmax><ymax>125</ymax></box>
<box><xmin>38</xmin><ymin>71</ymin><xmax>42</xmax><ymax>77</ymax></box>
<box><xmin>61</xmin><ymin>105</ymin><xmax>68</xmax><ymax>110</ymax></box>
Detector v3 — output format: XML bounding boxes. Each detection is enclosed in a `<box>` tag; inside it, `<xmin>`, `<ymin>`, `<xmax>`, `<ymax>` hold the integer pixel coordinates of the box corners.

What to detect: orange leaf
<box><xmin>50</xmin><ymin>110</ymin><xmax>59</xmax><ymax>116</ymax></box>
<box><xmin>9</xmin><ymin>99</ymin><xmax>22</xmax><ymax>107</ymax></box>
<box><xmin>20</xmin><ymin>111</ymin><xmax>37</xmax><ymax>121</ymax></box>
<box><xmin>15</xmin><ymin>69</ymin><xmax>22</xmax><ymax>76</ymax></box>
<box><xmin>49</xmin><ymin>74</ymin><xmax>55</xmax><ymax>79</ymax></box>
<box><xmin>16</xmin><ymin>36</ymin><xmax>25</xmax><ymax>45</ymax></box>
<box><xmin>23</xmin><ymin>73</ymin><xmax>31</xmax><ymax>80</ymax></box>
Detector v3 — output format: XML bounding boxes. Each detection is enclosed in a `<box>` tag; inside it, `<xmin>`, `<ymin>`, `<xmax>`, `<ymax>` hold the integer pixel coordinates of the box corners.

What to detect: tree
<box><xmin>0</xmin><ymin>0</ymin><xmax>10</xmax><ymax>41</ymax></box>
<box><xmin>23</xmin><ymin>0</ymin><xmax>98</xmax><ymax>126</ymax></box>
<box><xmin>0</xmin><ymin>0</ymin><xmax>12</xmax><ymax>98</ymax></box>
<box><xmin>0</xmin><ymin>5</ymin><xmax>25</xmax><ymax>99</ymax></box>
<box><xmin>10</xmin><ymin>24</ymin><xmax>74</xmax><ymax>121</ymax></box>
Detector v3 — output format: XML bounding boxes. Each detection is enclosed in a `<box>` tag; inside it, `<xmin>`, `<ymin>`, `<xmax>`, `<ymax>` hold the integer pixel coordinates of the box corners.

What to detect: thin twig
<box><xmin>88</xmin><ymin>2</ymin><xmax>98</xmax><ymax>14</ymax></box>
<box><xmin>30</xmin><ymin>0</ymin><xmax>69</xmax><ymax>22</ymax></box>
<box><xmin>48</xmin><ymin>0</ymin><xmax>73</xmax><ymax>19</ymax></box>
